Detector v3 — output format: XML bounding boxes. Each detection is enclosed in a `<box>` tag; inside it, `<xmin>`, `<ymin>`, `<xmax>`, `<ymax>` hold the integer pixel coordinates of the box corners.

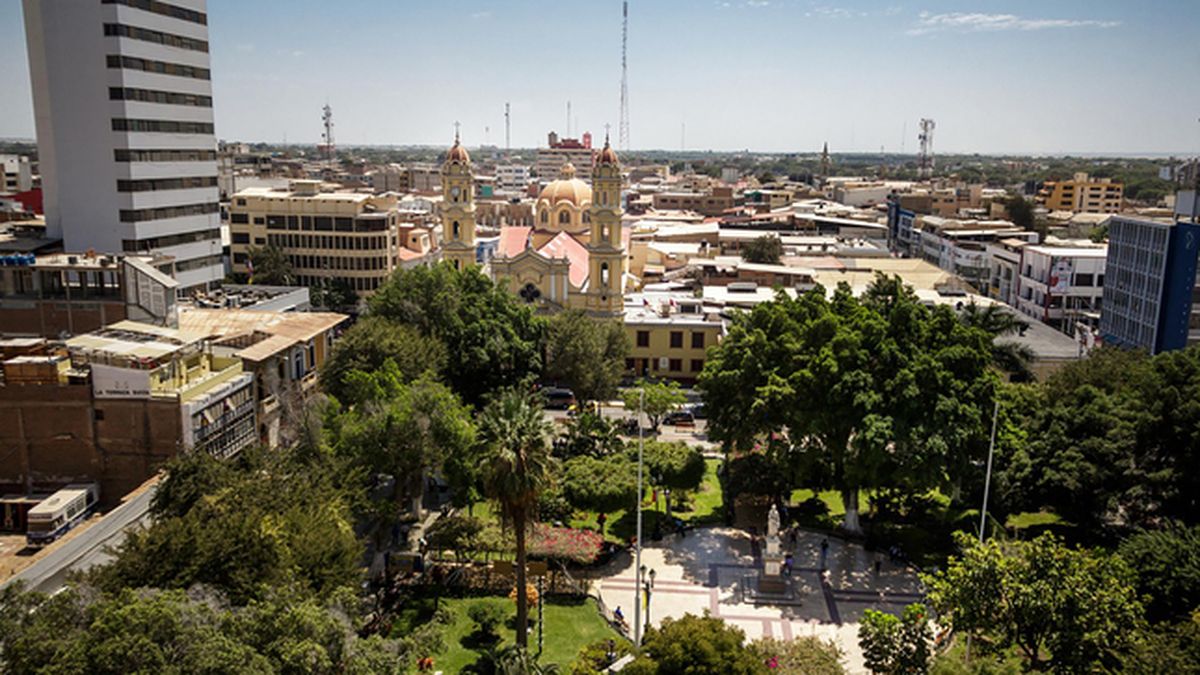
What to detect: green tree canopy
<box><xmin>247</xmin><ymin>245</ymin><xmax>294</xmax><ymax>285</ymax></box>
<box><xmin>369</xmin><ymin>263</ymin><xmax>545</xmax><ymax>405</ymax></box>
<box><xmin>924</xmin><ymin>532</ymin><xmax>1144</xmax><ymax>672</ymax></box>
<box><xmin>699</xmin><ymin>275</ymin><xmax>997</xmax><ymax>532</ymax></box>
<box><xmin>626</xmin><ymin>613</ymin><xmax>763</xmax><ymax>675</ymax></box>
<box><xmin>543</xmin><ymin>310</ymin><xmax>630</xmax><ymax>403</ymax></box>
<box><xmin>320</xmin><ymin>316</ymin><xmax>447</xmax><ymax>404</ymax></box>
<box><xmin>742</xmin><ymin>235</ymin><xmax>783</xmax><ymax>265</ymax></box>
<box><xmin>622</xmin><ymin>379</ymin><xmax>687</xmax><ymax>432</ymax></box>
<box><xmin>560</xmin><ymin>455</ymin><xmax>638</xmax><ymax>514</ymax></box>
<box><xmin>642</xmin><ymin>440</ymin><xmax>706</xmax><ymax>492</ymax></box>
<box><xmin>1118</xmin><ymin>524</ymin><xmax>1200</xmax><ymax>623</ymax></box>
<box><xmin>556</xmin><ymin>410</ymin><xmax>626</xmax><ymax>459</ymax></box>
<box><xmin>858</xmin><ymin>604</ymin><xmax>933</xmax><ymax>675</ymax></box>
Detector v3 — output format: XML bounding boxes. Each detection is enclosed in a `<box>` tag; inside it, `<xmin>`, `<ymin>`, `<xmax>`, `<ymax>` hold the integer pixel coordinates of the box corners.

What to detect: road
<box><xmin>1</xmin><ymin>484</ymin><xmax>156</xmax><ymax>594</ymax></box>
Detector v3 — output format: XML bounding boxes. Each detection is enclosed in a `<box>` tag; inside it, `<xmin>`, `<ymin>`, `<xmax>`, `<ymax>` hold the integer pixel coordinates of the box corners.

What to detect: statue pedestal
<box><xmin>743</xmin><ymin>503</ymin><xmax>800</xmax><ymax>603</ymax></box>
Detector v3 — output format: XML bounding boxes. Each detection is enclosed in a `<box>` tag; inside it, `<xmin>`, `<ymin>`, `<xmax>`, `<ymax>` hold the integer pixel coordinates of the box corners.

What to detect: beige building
<box><xmin>1037</xmin><ymin>173</ymin><xmax>1124</xmax><ymax>213</ymax></box>
<box><xmin>229</xmin><ymin>180</ymin><xmax>410</xmax><ymax>297</ymax></box>
<box><xmin>625</xmin><ymin>293</ymin><xmax>723</xmax><ymax>383</ymax></box>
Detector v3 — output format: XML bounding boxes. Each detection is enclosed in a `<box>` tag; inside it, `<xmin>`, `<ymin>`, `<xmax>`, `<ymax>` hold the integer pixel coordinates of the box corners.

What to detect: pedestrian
<box><xmin>873</xmin><ymin>552</ymin><xmax>883</xmax><ymax>578</ymax></box>
<box><xmin>820</xmin><ymin>538</ymin><xmax>829</xmax><ymax>571</ymax></box>
<box><xmin>597</xmin><ymin>512</ymin><xmax>608</xmax><ymax>533</ymax></box>
<box><xmin>784</xmin><ymin>552</ymin><xmax>794</xmax><ymax>578</ymax></box>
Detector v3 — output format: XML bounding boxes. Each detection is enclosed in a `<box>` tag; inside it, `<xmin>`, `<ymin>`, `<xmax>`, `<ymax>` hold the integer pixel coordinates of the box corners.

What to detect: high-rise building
<box><xmin>22</xmin><ymin>0</ymin><xmax>222</xmax><ymax>293</ymax></box>
<box><xmin>1100</xmin><ymin>216</ymin><xmax>1200</xmax><ymax>354</ymax></box>
<box><xmin>1036</xmin><ymin>173</ymin><xmax>1124</xmax><ymax>214</ymax></box>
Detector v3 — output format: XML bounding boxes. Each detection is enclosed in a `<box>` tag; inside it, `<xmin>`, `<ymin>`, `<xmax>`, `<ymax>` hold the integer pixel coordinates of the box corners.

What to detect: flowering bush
<box><xmin>528</xmin><ymin>525</ymin><xmax>604</xmax><ymax>564</ymax></box>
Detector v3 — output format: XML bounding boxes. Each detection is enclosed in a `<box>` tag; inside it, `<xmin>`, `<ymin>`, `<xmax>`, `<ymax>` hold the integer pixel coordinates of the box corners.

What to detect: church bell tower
<box><xmin>585</xmin><ymin>135</ymin><xmax>625</xmax><ymax>317</ymax></box>
<box><xmin>441</xmin><ymin>127</ymin><xmax>476</xmax><ymax>270</ymax></box>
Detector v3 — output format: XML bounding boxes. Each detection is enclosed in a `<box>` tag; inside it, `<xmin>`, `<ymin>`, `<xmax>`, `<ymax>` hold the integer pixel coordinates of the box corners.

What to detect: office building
<box><xmin>228</xmin><ymin>180</ymin><xmax>423</xmax><ymax>297</ymax></box>
<box><xmin>536</xmin><ymin>131</ymin><xmax>596</xmax><ymax>182</ymax></box>
<box><xmin>22</xmin><ymin>0</ymin><xmax>222</xmax><ymax>292</ymax></box>
<box><xmin>1014</xmin><ymin>244</ymin><xmax>1107</xmax><ymax>334</ymax></box>
<box><xmin>1036</xmin><ymin>173</ymin><xmax>1124</xmax><ymax>214</ymax></box>
<box><xmin>1</xmin><ymin>155</ymin><xmax>34</xmax><ymax>194</ymax></box>
<box><xmin>1100</xmin><ymin>216</ymin><xmax>1200</xmax><ymax>354</ymax></box>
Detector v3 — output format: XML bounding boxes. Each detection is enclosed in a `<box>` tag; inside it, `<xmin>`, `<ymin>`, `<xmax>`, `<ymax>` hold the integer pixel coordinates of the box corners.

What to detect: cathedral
<box><xmin>440</xmin><ymin>132</ymin><xmax>629</xmax><ymax>318</ymax></box>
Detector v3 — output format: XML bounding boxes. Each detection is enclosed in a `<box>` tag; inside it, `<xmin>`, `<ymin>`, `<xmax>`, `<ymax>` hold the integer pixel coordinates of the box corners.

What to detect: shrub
<box><xmin>529</xmin><ymin>526</ymin><xmax>604</xmax><ymax>565</ymax></box>
<box><xmin>467</xmin><ymin>601</ymin><xmax>508</xmax><ymax>640</ymax></box>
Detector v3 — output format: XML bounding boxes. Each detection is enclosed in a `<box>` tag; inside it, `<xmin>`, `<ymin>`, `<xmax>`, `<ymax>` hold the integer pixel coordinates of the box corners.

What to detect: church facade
<box><xmin>441</xmin><ymin>134</ymin><xmax>629</xmax><ymax>318</ymax></box>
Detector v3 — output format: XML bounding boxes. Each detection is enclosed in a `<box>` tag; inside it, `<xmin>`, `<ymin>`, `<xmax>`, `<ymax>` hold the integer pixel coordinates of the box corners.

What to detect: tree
<box><xmin>334</xmin><ymin>374</ymin><xmax>477</xmax><ymax>516</ymax></box>
<box><xmin>642</xmin><ymin>440</ymin><xmax>705</xmax><ymax>492</ymax></box>
<box><xmin>544</xmin><ymin>310</ymin><xmax>630</xmax><ymax>403</ymax></box>
<box><xmin>310</xmin><ymin>276</ymin><xmax>358</xmax><ymax>310</ymax></box>
<box><xmin>426</xmin><ymin>513</ymin><xmax>485</xmax><ymax>562</ymax></box>
<box><xmin>1118</xmin><ymin>524</ymin><xmax>1200</xmax><ymax>623</ymax></box>
<box><xmin>748</xmin><ymin>637</ymin><xmax>845</xmax><ymax>675</ymax></box>
<box><xmin>321</xmin><ymin>317</ymin><xmax>448</xmax><ymax>404</ymax></box>
<box><xmin>1003</xmin><ymin>194</ymin><xmax>1034</xmax><ymax>232</ymax></box>
<box><xmin>369</xmin><ymin>263</ymin><xmax>545</xmax><ymax>405</ymax></box>
<box><xmin>622</xmin><ymin>379</ymin><xmax>687</xmax><ymax>432</ymax></box>
<box><xmin>247</xmin><ymin>245</ymin><xmax>294</xmax><ymax>285</ymax></box>
<box><xmin>556</xmin><ymin>410</ymin><xmax>625</xmax><ymax>459</ymax></box>
<box><xmin>699</xmin><ymin>276</ymin><xmax>997</xmax><ymax>533</ymax></box>
<box><xmin>958</xmin><ymin>302</ymin><xmax>1035</xmax><ymax>381</ymax></box>
<box><xmin>479</xmin><ymin>388</ymin><xmax>558</xmax><ymax>648</ymax></box>
<box><xmin>742</xmin><ymin>235</ymin><xmax>783</xmax><ymax>265</ymax></box>
<box><xmin>924</xmin><ymin>532</ymin><xmax>1144</xmax><ymax>672</ymax></box>
<box><xmin>485</xmin><ymin>645</ymin><xmax>562</xmax><ymax>674</ymax></box>
<box><xmin>858</xmin><ymin>604</ymin><xmax>933</xmax><ymax>675</ymax></box>
<box><xmin>627</xmin><ymin>613</ymin><xmax>763</xmax><ymax>675</ymax></box>
<box><xmin>1119</xmin><ymin>612</ymin><xmax>1200</xmax><ymax>674</ymax></box>
<box><xmin>560</xmin><ymin>455</ymin><xmax>638</xmax><ymax>514</ymax></box>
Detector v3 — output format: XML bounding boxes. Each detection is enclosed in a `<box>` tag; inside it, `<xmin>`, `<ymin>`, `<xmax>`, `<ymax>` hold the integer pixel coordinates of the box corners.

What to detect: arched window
<box><xmin>540</xmin><ymin>210</ymin><xmax>548</xmax><ymax>224</ymax></box>
<box><xmin>600</xmin><ymin>262</ymin><xmax>610</xmax><ymax>286</ymax></box>
<box><xmin>582</xmin><ymin>211</ymin><xmax>591</xmax><ymax>224</ymax></box>
<box><xmin>558</xmin><ymin>210</ymin><xmax>571</xmax><ymax>225</ymax></box>
<box><xmin>600</xmin><ymin>223</ymin><xmax>608</xmax><ymax>240</ymax></box>
<box><xmin>452</xmin><ymin>221</ymin><xmax>460</xmax><ymax>238</ymax></box>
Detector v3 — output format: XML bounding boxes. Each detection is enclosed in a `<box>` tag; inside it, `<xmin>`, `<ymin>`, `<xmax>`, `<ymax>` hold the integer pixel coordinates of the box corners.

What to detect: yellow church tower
<box><xmin>441</xmin><ymin>129</ymin><xmax>476</xmax><ymax>270</ymax></box>
<box><xmin>584</xmin><ymin>136</ymin><xmax>625</xmax><ymax>317</ymax></box>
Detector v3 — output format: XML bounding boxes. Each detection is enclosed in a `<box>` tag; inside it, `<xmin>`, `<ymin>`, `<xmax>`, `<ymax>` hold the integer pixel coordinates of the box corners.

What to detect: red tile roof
<box><xmin>536</xmin><ymin>231</ymin><xmax>590</xmax><ymax>288</ymax></box>
<box><xmin>498</xmin><ymin>226</ymin><xmax>533</xmax><ymax>258</ymax></box>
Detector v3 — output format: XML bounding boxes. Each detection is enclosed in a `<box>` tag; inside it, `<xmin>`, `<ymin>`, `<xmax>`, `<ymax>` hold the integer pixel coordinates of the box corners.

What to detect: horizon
<box><xmin>2</xmin><ymin>0</ymin><xmax>1199</xmax><ymax>155</ymax></box>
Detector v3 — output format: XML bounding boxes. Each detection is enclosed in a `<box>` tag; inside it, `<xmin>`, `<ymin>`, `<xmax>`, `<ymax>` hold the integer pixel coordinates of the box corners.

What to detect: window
<box><xmin>669</xmin><ymin>331</ymin><xmax>683</xmax><ymax>349</ymax></box>
<box><xmin>112</xmin><ymin>118</ymin><xmax>214</xmax><ymax>134</ymax></box>
<box><xmin>636</xmin><ymin>330</ymin><xmax>650</xmax><ymax>347</ymax></box>
<box><xmin>558</xmin><ymin>210</ymin><xmax>571</xmax><ymax>225</ymax></box>
<box><xmin>669</xmin><ymin>359</ymin><xmax>682</xmax><ymax>372</ymax></box>
<box><xmin>452</xmin><ymin>221</ymin><xmax>460</xmax><ymax>238</ymax></box>
<box><xmin>122</xmin><ymin>227</ymin><xmax>220</xmax><ymax>250</ymax></box>
<box><xmin>103</xmin><ymin>23</ymin><xmax>208</xmax><ymax>52</ymax></box>
<box><xmin>117</xmin><ymin>176</ymin><xmax>217</xmax><ymax>192</ymax></box>
<box><xmin>119</xmin><ymin>202</ymin><xmax>219</xmax><ymax>223</ymax></box>
<box><xmin>266</xmin><ymin>215</ymin><xmax>286</xmax><ymax>230</ymax></box>
<box><xmin>102</xmin><ymin>0</ymin><xmax>207</xmax><ymax>24</ymax></box>
<box><xmin>114</xmin><ymin>148</ymin><xmax>216</xmax><ymax>162</ymax></box>
<box><xmin>1074</xmin><ymin>273</ymin><xmax>1094</xmax><ymax>287</ymax></box>
<box><xmin>625</xmin><ymin>358</ymin><xmax>635</xmax><ymax>370</ymax></box>
<box><xmin>314</xmin><ymin>217</ymin><xmax>332</xmax><ymax>231</ymax></box>
<box><xmin>691</xmin><ymin>332</ymin><xmax>705</xmax><ymax>349</ymax></box>
<box><xmin>107</xmin><ymin>54</ymin><xmax>210</xmax><ymax>79</ymax></box>
<box><xmin>690</xmin><ymin>359</ymin><xmax>704</xmax><ymax>373</ymax></box>
<box><xmin>231</xmin><ymin>232</ymin><xmax>249</xmax><ymax>244</ymax></box>
<box><xmin>230</xmin><ymin>213</ymin><xmax>249</xmax><ymax>226</ymax></box>
<box><xmin>540</xmin><ymin>210</ymin><xmax>548</xmax><ymax>224</ymax></box>
<box><xmin>109</xmin><ymin>87</ymin><xmax>212</xmax><ymax>107</ymax></box>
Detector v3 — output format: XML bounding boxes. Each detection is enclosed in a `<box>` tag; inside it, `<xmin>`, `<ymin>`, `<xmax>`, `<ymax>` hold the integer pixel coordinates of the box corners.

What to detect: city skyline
<box><xmin>1</xmin><ymin>0</ymin><xmax>1199</xmax><ymax>155</ymax></box>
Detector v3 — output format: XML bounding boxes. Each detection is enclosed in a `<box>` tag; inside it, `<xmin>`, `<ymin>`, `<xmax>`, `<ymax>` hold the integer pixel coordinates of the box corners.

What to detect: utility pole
<box><xmin>321</xmin><ymin>103</ymin><xmax>334</xmax><ymax>172</ymax></box>
<box><xmin>918</xmin><ymin>118</ymin><xmax>935</xmax><ymax>178</ymax></box>
<box><xmin>504</xmin><ymin>103</ymin><xmax>511</xmax><ymax>158</ymax></box>
<box><xmin>633</xmin><ymin>388</ymin><xmax>645</xmax><ymax>647</ymax></box>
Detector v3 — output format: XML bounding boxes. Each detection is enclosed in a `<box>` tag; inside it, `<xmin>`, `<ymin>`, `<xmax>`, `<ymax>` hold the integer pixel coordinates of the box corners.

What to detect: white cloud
<box><xmin>909</xmin><ymin>11</ymin><xmax>1120</xmax><ymax>35</ymax></box>
<box><xmin>470</xmin><ymin>10</ymin><xmax>493</xmax><ymax>20</ymax></box>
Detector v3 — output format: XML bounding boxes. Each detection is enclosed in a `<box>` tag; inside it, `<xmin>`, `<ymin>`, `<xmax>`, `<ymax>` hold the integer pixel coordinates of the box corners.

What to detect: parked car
<box><xmin>688</xmin><ymin>403</ymin><xmax>707</xmax><ymax>420</ymax></box>
<box><xmin>542</xmin><ymin>387</ymin><xmax>576</xmax><ymax>410</ymax></box>
<box><xmin>662</xmin><ymin>409</ymin><xmax>695</xmax><ymax>426</ymax></box>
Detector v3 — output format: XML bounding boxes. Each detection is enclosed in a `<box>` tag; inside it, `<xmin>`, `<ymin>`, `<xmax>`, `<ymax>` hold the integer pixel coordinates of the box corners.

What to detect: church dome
<box><xmin>597</xmin><ymin>142</ymin><xmax>619</xmax><ymax>166</ymax></box>
<box><xmin>537</xmin><ymin>163</ymin><xmax>592</xmax><ymax>208</ymax></box>
<box><xmin>446</xmin><ymin>138</ymin><xmax>470</xmax><ymax>163</ymax></box>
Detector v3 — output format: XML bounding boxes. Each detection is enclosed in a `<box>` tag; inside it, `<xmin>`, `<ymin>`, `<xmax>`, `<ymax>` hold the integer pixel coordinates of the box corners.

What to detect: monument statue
<box><xmin>767</xmin><ymin>504</ymin><xmax>780</xmax><ymax>537</ymax></box>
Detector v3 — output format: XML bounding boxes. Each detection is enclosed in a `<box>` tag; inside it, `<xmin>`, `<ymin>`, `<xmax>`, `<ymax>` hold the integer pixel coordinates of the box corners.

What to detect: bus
<box><xmin>25</xmin><ymin>483</ymin><xmax>100</xmax><ymax>548</ymax></box>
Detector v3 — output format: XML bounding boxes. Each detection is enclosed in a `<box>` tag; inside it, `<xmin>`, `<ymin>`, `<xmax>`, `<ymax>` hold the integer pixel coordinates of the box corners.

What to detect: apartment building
<box><xmin>911</xmin><ymin>216</ymin><xmax>1037</xmax><ymax>291</ymax></box>
<box><xmin>536</xmin><ymin>131</ymin><xmax>595</xmax><ymax>182</ymax></box>
<box><xmin>1037</xmin><ymin>173</ymin><xmax>1124</xmax><ymax>214</ymax></box>
<box><xmin>495</xmin><ymin>164</ymin><xmax>532</xmax><ymax>194</ymax></box>
<box><xmin>228</xmin><ymin>180</ymin><xmax>406</xmax><ymax>297</ymax></box>
<box><xmin>1100</xmin><ymin>216</ymin><xmax>1200</xmax><ymax>354</ymax></box>
<box><xmin>1014</xmin><ymin>244</ymin><xmax>1107</xmax><ymax>334</ymax></box>
<box><xmin>23</xmin><ymin>0</ymin><xmax>222</xmax><ymax>292</ymax></box>
<box><xmin>984</xmin><ymin>238</ymin><xmax>1030</xmax><ymax>306</ymax></box>
<box><xmin>0</xmin><ymin>251</ymin><xmax>178</xmax><ymax>338</ymax></box>
<box><xmin>1</xmin><ymin>155</ymin><xmax>34</xmax><ymax>194</ymax></box>
<box><xmin>625</xmin><ymin>293</ymin><xmax>724</xmax><ymax>384</ymax></box>
<box><xmin>651</xmin><ymin>187</ymin><xmax>735</xmax><ymax>216</ymax></box>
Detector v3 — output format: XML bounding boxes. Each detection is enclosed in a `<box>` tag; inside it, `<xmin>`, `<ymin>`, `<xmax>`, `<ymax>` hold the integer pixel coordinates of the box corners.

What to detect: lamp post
<box><xmin>641</xmin><ymin>565</ymin><xmax>656</xmax><ymax>636</ymax></box>
<box><xmin>633</xmin><ymin>388</ymin><xmax>645</xmax><ymax>647</ymax></box>
<box><xmin>537</xmin><ymin>574</ymin><xmax>545</xmax><ymax>656</ymax></box>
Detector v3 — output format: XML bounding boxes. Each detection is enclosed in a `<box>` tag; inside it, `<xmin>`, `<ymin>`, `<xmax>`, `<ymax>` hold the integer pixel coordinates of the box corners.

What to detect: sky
<box><xmin>2</xmin><ymin>0</ymin><xmax>1199</xmax><ymax>155</ymax></box>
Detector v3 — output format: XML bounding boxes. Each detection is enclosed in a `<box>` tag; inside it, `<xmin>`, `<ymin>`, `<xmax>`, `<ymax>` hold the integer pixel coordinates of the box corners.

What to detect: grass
<box><xmin>569</xmin><ymin>458</ymin><xmax>725</xmax><ymax>543</ymax></box>
<box><xmin>1005</xmin><ymin>511</ymin><xmax>1063</xmax><ymax>530</ymax></box>
<box><xmin>394</xmin><ymin>593</ymin><xmax>620</xmax><ymax>673</ymax></box>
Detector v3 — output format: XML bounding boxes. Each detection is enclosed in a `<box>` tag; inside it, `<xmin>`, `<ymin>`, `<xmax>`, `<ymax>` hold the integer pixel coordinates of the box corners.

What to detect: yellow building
<box><xmin>1037</xmin><ymin>172</ymin><xmax>1124</xmax><ymax>213</ymax></box>
<box><xmin>484</xmin><ymin>137</ymin><xmax>629</xmax><ymax>318</ymax></box>
<box><xmin>228</xmin><ymin>180</ymin><xmax>405</xmax><ymax>296</ymax></box>
<box><xmin>624</xmin><ymin>294</ymin><xmax>724</xmax><ymax>383</ymax></box>
<box><xmin>440</xmin><ymin>132</ymin><xmax>477</xmax><ymax>270</ymax></box>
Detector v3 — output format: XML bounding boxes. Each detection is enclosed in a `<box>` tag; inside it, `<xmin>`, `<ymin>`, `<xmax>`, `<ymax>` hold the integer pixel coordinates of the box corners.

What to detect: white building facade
<box><xmin>1</xmin><ymin>155</ymin><xmax>34</xmax><ymax>194</ymax></box>
<box><xmin>23</xmin><ymin>0</ymin><xmax>222</xmax><ymax>292</ymax></box>
<box><xmin>1014</xmin><ymin>245</ymin><xmax>1107</xmax><ymax>334</ymax></box>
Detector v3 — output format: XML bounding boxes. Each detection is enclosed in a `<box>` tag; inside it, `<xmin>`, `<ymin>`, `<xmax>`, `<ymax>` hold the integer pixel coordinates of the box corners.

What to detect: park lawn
<box><xmin>789</xmin><ymin>488</ymin><xmax>870</xmax><ymax>517</ymax></box>
<box><xmin>572</xmin><ymin>458</ymin><xmax>724</xmax><ymax>543</ymax></box>
<box><xmin>427</xmin><ymin>595</ymin><xmax>619</xmax><ymax>673</ymax></box>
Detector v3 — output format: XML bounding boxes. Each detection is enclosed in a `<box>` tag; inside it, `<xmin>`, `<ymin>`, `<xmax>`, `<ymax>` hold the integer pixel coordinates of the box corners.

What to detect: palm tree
<box><xmin>478</xmin><ymin>388</ymin><xmax>557</xmax><ymax>648</ymax></box>
<box><xmin>486</xmin><ymin>645</ymin><xmax>561</xmax><ymax>675</ymax></box>
<box><xmin>960</xmin><ymin>301</ymin><xmax>1037</xmax><ymax>381</ymax></box>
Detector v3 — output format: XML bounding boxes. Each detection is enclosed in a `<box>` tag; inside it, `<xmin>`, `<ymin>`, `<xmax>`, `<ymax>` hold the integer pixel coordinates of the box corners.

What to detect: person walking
<box><xmin>819</xmin><ymin>538</ymin><xmax>830</xmax><ymax>571</ymax></box>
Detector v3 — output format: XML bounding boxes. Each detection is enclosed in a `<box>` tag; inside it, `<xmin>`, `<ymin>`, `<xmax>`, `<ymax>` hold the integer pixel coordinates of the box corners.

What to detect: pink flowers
<box><xmin>529</xmin><ymin>525</ymin><xmax>604</xmax><ymax>564</ymax></box>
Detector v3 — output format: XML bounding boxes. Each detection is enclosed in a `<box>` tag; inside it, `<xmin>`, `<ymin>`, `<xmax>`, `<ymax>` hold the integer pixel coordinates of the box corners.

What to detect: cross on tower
<box><xmin>604</xmin><ymin>123</ymin><xmax>611</xmax><ymax>144</ymax></box>
<box><xmin>453</xmin><ymin>121</ymin><xmax>461</xmax><ymax>142</ymax></box>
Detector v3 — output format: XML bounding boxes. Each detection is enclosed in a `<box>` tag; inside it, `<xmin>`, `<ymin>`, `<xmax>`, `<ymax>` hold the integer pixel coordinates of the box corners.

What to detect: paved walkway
<box><xmin>593</xmin><ymin>526</ymin><xmax>924</xmax><ymax>674</ymax></box>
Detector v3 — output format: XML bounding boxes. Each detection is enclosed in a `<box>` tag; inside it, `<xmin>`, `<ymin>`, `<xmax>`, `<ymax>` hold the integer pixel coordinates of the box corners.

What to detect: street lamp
<box><xmin>633</xmin><ymin>388</ymin><xmax>645</xmax><ymax>647</ymax></box>
<box><xmin>641</xmin><ymin>565</ymin><xmax>656</xmax><ymax>637</ymax></box>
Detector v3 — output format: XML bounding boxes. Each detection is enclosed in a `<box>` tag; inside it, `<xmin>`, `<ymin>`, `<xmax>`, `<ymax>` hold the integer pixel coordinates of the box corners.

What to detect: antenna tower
<box><xmin>321</xmin><ymin>104</ymin><xmax>335</xmax><ymax>169</ymax></box>
<box><xmin>566</xmin><ymin>101</ymin><xmax>571</xmax><ymax>138</ymax></box>
<box><xmin>618</xmin><ymin>1</ymin><xmax>630</xmax><ymax>151</ymax></box>
<box><xmin>918</xmin><ymin>118</ymin><xmax>935</xmax><ymax>178</ymax></box>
